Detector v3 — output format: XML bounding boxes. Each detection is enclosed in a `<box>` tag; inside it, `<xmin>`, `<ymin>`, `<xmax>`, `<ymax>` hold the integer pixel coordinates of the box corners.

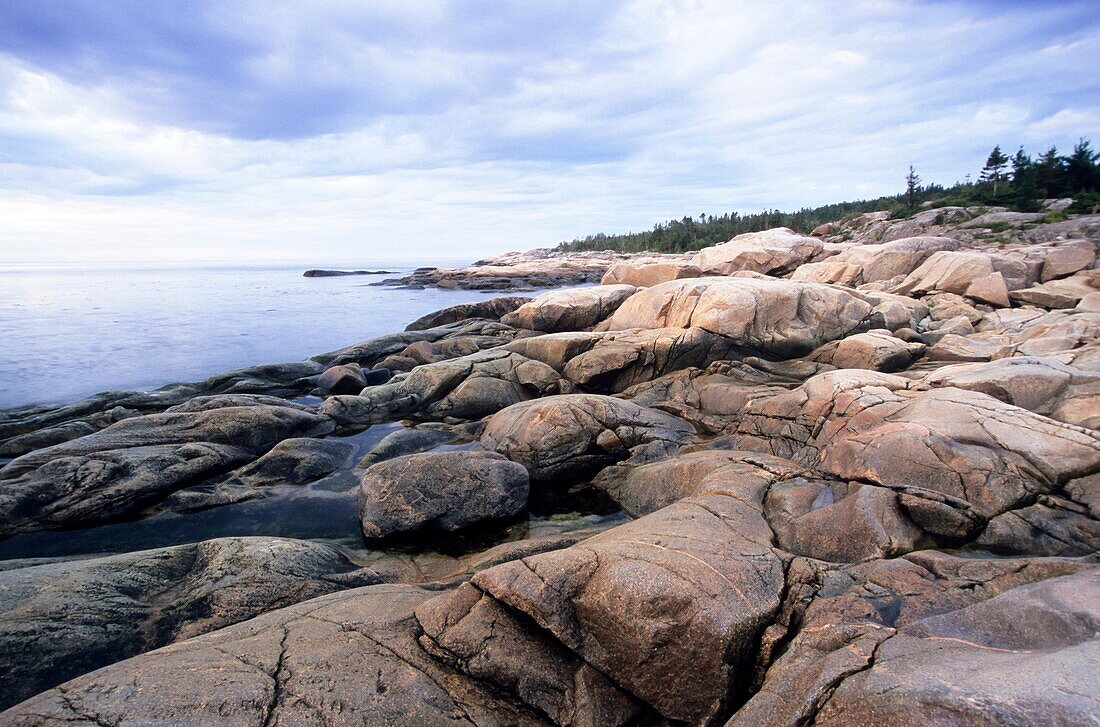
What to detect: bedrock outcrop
<box><xmin>2</xmin><ymin>211</ymin><xmax>1099</xmax><ymax>726</ymax></box>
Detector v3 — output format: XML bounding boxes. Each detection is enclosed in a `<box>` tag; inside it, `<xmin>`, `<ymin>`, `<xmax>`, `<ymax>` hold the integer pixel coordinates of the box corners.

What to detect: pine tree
<box><xmin>1036</xmin><ymin>146</ymin><xmax>1064</xmax><ymax>197</ymax></box>
<box><xmin>1066</xmin><ymin>138</ymin><xmax>1099</xmax><ymax>192</ymax></box>
<box><xmin>1010</xmin><ymin>147</ymin><xmax>1039</xmax><ymax>211</ymax></box>
<box><xmin>980</xmin><ymin>145</ymin><xmax>1010</xmax><ymax>196</ymax></box>
<box><xmin>905</xmin><ymin>165</ymin><xmax>921</xmax><ymax>209</ymax></box>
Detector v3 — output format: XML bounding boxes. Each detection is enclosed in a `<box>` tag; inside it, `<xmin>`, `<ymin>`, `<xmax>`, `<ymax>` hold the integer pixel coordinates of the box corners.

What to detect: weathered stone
<box><xmin>893</xmin><ymin>250</ymin><xmax>1030</xmax><ymax>300</ymax></box>
<box><xmin>731</xmin><ymin>370</ymin><xmax>1100</xmax><ymax>520</ymax></box>
<box><xmin>977</xmin><ymin>495</ymin><xmax>1100</xmax><ymax>556</ymax></box>
<box><xmin>690</xmin><ymin>227</ymin><xmax>824</xmax><ymax>276</ymax></box>
<box><xmin>601</xmin><ymin>259</ymin><xmax>702</xmax><ymax>287</ymax></box>
<box><xmin>591</xmin><ymin>448</ymin><xmax>802</xmax><ymax>516</ymax></box>
<box><xmin>2</xmin><ymin>584</ymin><xmax>549</xmax><ymax>726</ymax></box>
<box><xmin>732</xmin><ymin>553</ymin><xmax>1097</xmax><ymax>726</ymax></box>
<box><xmin>316</xmin><ymin>363</ymin><xmax>368</xmax><ymax>394</ymax></box>
<box><xmin>0</xmin><ymin>537</ymin><xmax>380</xmax><ymax>710</ymax></box>
<box><xmin>0</xmin><ymin>420</ymin><xmax>97</xmax><ymax>458</ymax></box>
<box><xmin>600</xmin><ymin>277</ymin><xmax>874</xmax><ymax>358</ymax></box>
<box><xmin>404</xmin><ymin>296</ymin><xmax>532</xmax><ymax>331</ymax></box>
<box><xmin>480</xmin><ymin>394</ymin><xmax>693</xmax><ymax>481</ymax></box>
<box><xmin>765</xmin><ymin>479</ymin><xmax>922</xmax><ymax>562</ymax></box>
<box><xmin>808</xmin><ymin>329</ymin><xmax>924</xmax><ymax>372</ymax></box>
<box><xmin>359</xmin><ymin>451</ymin><xmax>529</xmax><ymax>538</ymax></box>
<box><xmin>501</xmin><ymin>285</ymin><xmax>637</xmax><ymax>332</ymax></box>
<box><xmin>924</xmin><ymin>356</ymin><xmax>1100</xmax><ymax>427</ymax></box>
<box><xmin>814</xmin><ymin>571</ymin><xmax>1100</xmax><ymax>726</ymax></box>
<box><xmin>926</xmin><ymin>333</ymin><xmax>1014</xmax><ymax>362</ymax></box>
<box><xmin>467</xmin><ymin>482</ymin><xmax>785</xmax><ymax>724</ymax></box>
<box><xmin>1040</xmin><ymin>239</ymin><xmax>1097</xmax><ymax>282</ymax></box>
<box><xmin>322</xmin><ymin>348</ymin><xmax>572</xmax><ymax>426</ymax></box>
<box><xmin>792</xmin><ymin>235</ymin><xmax>959</xmax><ymax>286</ymax></box>
<box><xmin>416</xmin><ymin>583</ymin><xmax>647</xmax><ymax>726</ymax></box>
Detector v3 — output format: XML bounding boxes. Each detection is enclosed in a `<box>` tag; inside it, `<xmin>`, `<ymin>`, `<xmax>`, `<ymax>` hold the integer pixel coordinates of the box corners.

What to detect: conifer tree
<box><xmin>1036</xmin><ymin>146</ymin><xmax>1064</xmax><ymax>197</ymax></box>
<box><xmin>1067</xmin><ymin>138</ymin><xmax>1099</xmax><ymax>192</ymax></box>
<box><xmin>905</xmin><ymin>165</ymin><xmax>921</xmax><ymax>209</ymax></box>
<box><xmin>980</xmin><ymin>145</ymin><xmax>1009</xmax><ymax>195</ymax></box>
<box><xmin>1010</xmin><ymin>147</ymin><xmax>1038</xmax><ymax>211</ymax></box>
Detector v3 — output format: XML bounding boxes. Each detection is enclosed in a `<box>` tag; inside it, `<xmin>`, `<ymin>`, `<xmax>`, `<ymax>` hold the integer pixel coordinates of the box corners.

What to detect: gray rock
<box><xmin>405</xmin><ymin>296</ymin><xmax>532</xmax><ymax>331</ymax></box>
<box><xmin>0</xmin><ymin>401</ymin><xmax>334</xmax><ymax>534</ymax></box>
<box><xmin>359</xmin><ymin>426</ymin><xmax>455</xmax><ymax>467</ymax></box>
<box><xmin>163</xmin><ymin>437</ymin><xmax>356</xmax><ymax>512</ymax></box>
<box><xmin>0</xmin><ymin>537</ymin><xmax>381</xmax><ymax>710</ymax></box>
<box><xmin>0</xmin><ymin>420</ymin><xmax>96</xmax><ymax>457</ymax></box>
<box><xmin>359</xmin><ymin>451</ymin><xmax>529</xmax><ymax>538</ymax></box>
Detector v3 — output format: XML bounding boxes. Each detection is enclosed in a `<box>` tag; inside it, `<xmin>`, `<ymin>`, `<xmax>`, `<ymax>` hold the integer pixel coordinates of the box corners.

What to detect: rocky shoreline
<box><xmin>1</xmin><ymin>205</ymin><xmax>1098</xmax><ymax>725</ymax></box>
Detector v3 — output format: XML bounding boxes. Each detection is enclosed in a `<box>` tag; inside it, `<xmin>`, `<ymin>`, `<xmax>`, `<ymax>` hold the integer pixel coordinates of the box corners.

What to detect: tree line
<box><xmin>556</xmin><ymin>138</ymin><xmax>1100</xmax><ymax>254</ymax></box>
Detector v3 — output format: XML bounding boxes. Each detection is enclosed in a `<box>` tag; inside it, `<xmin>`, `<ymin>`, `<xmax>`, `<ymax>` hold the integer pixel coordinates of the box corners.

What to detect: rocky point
<box><xmin>1</xmin><ymin>207</ymin><xmax>1098</xmax><ymax>725</ymax></box>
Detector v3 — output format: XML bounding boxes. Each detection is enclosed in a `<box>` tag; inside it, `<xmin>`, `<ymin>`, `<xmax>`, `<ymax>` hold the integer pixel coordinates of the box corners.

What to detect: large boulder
<box><xmin>359</xmin><ymin>451</ymin><xmax>530</xmax><ymax>538</ymax></box>
<box><xmin>432</xmin><ymin>480</ymin><xmax>786</xmax><ymax>724</ymax></box>
<box><xmin>507</xmin><ymin>326</ymin><xmax>747</xmax><ymax>393</ymax></box>
<box><xmin>690</xmin><ymin>228</ymin><xmax>824</xmax><ymax>276</ymax></box>
<box><xmin>892</xmin><ymin>250</ymin><xmax>1031</xmax><ymax>305</ymax></box>
<box><xmin>163</xmin><ymin>437</ymin><xmax>357</xmax><ymax>512</ymax></box>
<box><xmin>815</xmin><ymin>571</ymin><xmax>1100</xmax><ymax>726</ymax></box>
<box><xmin>501</xmin><ymin>285</ymin><xmax>636</xmax><ymax>332</ymax></box>
<box><xmin>315</xmin><ymin>363</ymin><xmax>368</xmax><ymax>394</ymax></box>
<box><xmin>480</xmin><ymin>394</ymin><xmax>694</xmax><ymax>481</ymax></box>
<box><xmin>599</xmin><ymin>277</ymin><xmax>874</xmax><ymax>358</ymax></box>
<box><xmin>0</xmin><ymin>397</ymin><xmax>333</xmax><ymax>479</ymax></box>
<box><xmin>590</xmin><ymin>448</ymin><xmax>802</xmax><ymax>516</ymax></box>
<box><xmin>764</xmin><ymin>478</ymin><xmax>925</xmax><ymax>562</ymax></box>
<box><xmin>977</xmin><ymin>495</ymin><xmax>1100</xmax><ymax>556</ymax></box>
<box><xmin>792</xmin><ymin>235</ymin><xmax>959</xmax><ymax>287</ymax></box>
<box><xmin>807</xmin><ymin>329</ymin><xmax>925</xmax><ymax>372</ymax></box>
<box><xmin>1041</xmin><ymin>239</ymin><xmax>1097</xmax><ymax>282</ymax></box>
<box><xmin>0</xmin><ymin>537</ymin><xmax>380</xmax><ymax>710</ymax></box>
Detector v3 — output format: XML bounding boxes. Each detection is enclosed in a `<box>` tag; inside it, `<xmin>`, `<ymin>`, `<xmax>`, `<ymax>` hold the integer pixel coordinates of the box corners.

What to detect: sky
<box><xmin>0</xmin><ymin>0</ymin><xmax>1097</xmax><ymax>265</ymax></box>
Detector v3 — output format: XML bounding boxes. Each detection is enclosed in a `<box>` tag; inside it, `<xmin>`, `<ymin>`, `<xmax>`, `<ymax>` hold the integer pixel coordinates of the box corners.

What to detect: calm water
<box><xmin>0</xmin><ymin>263</ymin><xmax>623</xmax><ymax>563</ymax></box>
<box><xmin>0</xmin><ymin>263</ymin><xmax>505</xmax><ymax>410</ymax></box>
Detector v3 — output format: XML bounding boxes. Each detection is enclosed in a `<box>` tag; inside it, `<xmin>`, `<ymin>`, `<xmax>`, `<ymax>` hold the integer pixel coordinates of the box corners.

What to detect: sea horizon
<box><xmin>0</xmin><ymin>262</ymin><xmax>529</xmax><ymax>410</ymax></box>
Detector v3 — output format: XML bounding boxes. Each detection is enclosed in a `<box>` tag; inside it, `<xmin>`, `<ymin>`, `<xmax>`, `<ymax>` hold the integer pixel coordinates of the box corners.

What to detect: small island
<box><xmin>303</xmin><ymin>269</ymin><xmax>397</xmax><ymax>277</ymax></box>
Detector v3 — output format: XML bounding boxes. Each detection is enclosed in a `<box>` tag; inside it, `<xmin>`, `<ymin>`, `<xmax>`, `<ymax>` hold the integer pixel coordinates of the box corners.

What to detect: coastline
<box><xmin>1</xmin><ymin>207</ymin><xmax>1098</xmax><ymax>723</ymax></box>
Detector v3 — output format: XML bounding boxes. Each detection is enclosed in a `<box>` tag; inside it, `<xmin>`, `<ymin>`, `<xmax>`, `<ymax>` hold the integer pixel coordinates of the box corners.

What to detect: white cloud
<box><xmin>0</xmin><ymin>0</ymin><xmax>1096</xmax><ymax>263</ymax></box>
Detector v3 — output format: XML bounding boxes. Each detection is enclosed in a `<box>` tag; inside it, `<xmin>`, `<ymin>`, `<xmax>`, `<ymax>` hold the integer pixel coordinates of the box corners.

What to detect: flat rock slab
<box><xmin>0</xmin><ymin>537</ymin><xmax>380</xmax><ymax>710</ymax></box>
<box><xmin>1</xmin><ymin>584</ymin><xmax>549</xmax><ymax>726</ymax></box>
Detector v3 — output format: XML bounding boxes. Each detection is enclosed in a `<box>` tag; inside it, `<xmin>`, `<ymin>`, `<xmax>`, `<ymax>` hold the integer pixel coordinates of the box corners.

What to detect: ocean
<box><xmin>0</xmin><ymin>262</ymin><xmax>510</xmax><ymax>410</ymax></box>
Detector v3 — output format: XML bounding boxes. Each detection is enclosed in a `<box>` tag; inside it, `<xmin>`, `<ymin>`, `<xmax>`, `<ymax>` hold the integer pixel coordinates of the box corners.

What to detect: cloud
<box><xmin>0</xmin><ymin>0</ymin><xmax>1097</xmax><ymax>263</ymax></box>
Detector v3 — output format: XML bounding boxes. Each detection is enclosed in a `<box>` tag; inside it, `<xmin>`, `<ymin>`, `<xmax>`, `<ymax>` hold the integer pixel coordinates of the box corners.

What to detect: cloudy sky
<box><xmin>0</xmin><ymin>0</ymin><xmax>1097</xmax><ymax>264</ymax></box>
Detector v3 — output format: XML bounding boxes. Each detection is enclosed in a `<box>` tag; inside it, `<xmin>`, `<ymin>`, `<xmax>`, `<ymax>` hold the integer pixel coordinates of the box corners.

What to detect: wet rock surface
<box><xmin>2</xmin><ymin>210</ymin><xmax>1099</xmax><ymax>725</ymax></box>
<box><xmin>359</xmin><ymin>451</ymin><xmax>530</xmax><ymax>539</ymax></box>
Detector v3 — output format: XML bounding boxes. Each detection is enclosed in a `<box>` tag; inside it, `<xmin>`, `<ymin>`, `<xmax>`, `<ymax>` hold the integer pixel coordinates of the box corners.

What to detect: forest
<box><xmin>556</xmin><ymin>138</ymin><xmax>1100</xmax><ymax>253</ymax></box>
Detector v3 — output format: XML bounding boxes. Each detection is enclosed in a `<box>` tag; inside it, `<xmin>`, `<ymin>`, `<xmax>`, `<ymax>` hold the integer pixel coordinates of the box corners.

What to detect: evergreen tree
<box><xmin>1066</xmin><ymin>138</ymin><xmax>1099</xmax><ymax>192</ymax></box>
<box><xmin>905</xmin><ymin>165</ymin><xmax>921</xmax><ymax>209</ymax></box>
<box><xmin>1010</xmin><ymin>147</ymin><xmax>1039</xmax><ymax>211</ymax></box>
<box><xmin>980</xmin><ymin>145</ymin><xmax>1009</xmax><ymax>196</ymax></box>
<box><xmin>1035</xmin><ymin>146</ymin><xmax>1064</xmax><ymax>197</ymax></box>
